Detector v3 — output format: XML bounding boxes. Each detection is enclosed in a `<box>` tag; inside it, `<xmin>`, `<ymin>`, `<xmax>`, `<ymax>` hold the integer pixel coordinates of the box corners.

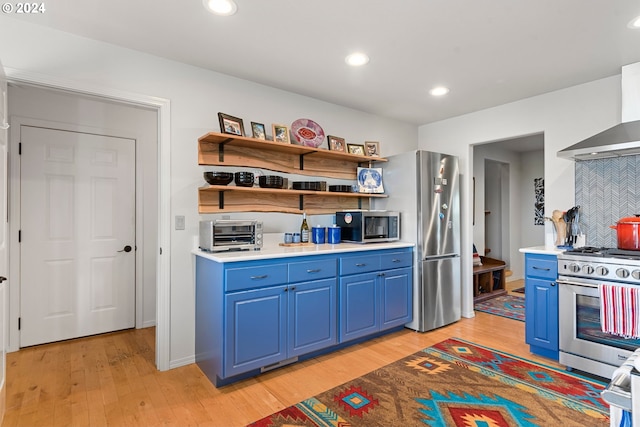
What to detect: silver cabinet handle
<box><xmin>355</xmin><ymin>263</ymin><xmax>367</xmax><ymax>267</ymax></box>
<box><xmin>307</xmin><ymin>269</ymin><xmax>321</xmax><ymax>273</ymax></box>
<box><xmin>532</xmin><ymin>266</ymin><xmax>550</xmax><ymax>271</ymax></box>
<box><xmin>392</xmin><ymin>259</ymin><xmax>401</xmax><ymax>263</ymax></box>
<box><xmin>250</xmin><ymin>275</ymin><xmax>268</xmax><ymax>280</ymax></box>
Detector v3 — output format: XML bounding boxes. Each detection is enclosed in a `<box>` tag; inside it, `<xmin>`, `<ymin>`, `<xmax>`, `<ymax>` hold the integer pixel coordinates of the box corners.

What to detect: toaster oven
<box><xmin>199</xmin><ymin>219</ymin><xmax>263</xmax><ymax>252</ymax></box>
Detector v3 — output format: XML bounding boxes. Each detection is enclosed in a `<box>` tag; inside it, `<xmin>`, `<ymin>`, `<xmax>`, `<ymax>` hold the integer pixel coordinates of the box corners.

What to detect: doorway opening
<box><xmin>472</xmin><ymin>133</ymin><xmax>545</xmax><ymax>283</ymax></box>
<box><xmin>4</xmin><ymin>75</ymin><xmax>171</xmax><ymax>370</ymax></box>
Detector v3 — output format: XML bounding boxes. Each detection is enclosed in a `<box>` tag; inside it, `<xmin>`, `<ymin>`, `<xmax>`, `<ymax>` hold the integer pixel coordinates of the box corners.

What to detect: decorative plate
<box><xmin>291</xmin><ymin>118</ymin><xmax>325</xmax><ymax>147</ymax></box>
<box><xmin>357</xmin><ymin>167</ymin><xmax>384</xmax><ymax>194</ymax></box>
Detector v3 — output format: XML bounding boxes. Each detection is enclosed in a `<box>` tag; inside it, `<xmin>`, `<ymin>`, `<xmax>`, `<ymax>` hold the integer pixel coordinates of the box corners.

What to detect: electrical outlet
<box><xmin>175</xmin><ymin>215</ymin><xmax>185</xmax><ymax>230</ymax></box>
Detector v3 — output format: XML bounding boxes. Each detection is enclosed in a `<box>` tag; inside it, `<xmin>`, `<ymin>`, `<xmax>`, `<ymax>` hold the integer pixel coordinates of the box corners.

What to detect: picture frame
<box><xmin>251</xmin><ymin>122</ymin><xmax>266</xmax><ymax>140</ymax></box>
<box><xmin>327</xmin><ymin>135</ymin><xmax>346</xmax><ymax>152</ymax></box>
<box><xmin>272</xmin><ymin>124</ymin><xmax>290</xmax><ymax>143</ymax></box>
<box><xmin>347</xmin><ymin>143</ymin><xmax>365</xmax><ymax>156</ymax></box>
<box><xmin>218</xmin><ymin>112</ymin><xmax>245</xmax><ymax>136</ymax></box>
<box><xmin>364</xmin><ymin>141</ymin><xmax>380</xmax><ymax>157</ymax></box>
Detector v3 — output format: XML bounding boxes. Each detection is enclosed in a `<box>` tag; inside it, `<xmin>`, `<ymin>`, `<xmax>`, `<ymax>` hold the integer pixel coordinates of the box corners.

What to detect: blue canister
<box><xmin>284</xmin><ymin>232</ymin><xmax>293</xmax><ymax>244</ymax></box>
<box><xmin>292</xmin><ymin>232</ymin><xmax>301</xmax><ymax>243</ymax></box>
<box><xmin>312</xmin><ymin>226</ymin><xmax>326</xmax><ymax>244</ymax></box>
<box><xmin>327</xmin><ymin>225</ymin><xmax>341</xmax><ymax>244</ymax></box>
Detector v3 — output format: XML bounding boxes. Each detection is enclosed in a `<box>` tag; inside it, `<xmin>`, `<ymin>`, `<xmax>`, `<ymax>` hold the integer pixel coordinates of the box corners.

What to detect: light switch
<box><xmin>175</xmin><ymin>215</ymin><xmax>185</xmax><ymax>230</ymax></box>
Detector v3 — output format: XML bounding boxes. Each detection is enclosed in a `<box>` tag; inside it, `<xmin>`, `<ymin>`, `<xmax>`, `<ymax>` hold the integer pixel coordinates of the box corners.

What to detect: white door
<box><xmin>20</xmin><ymin>126</ymin><xmax>135</xmax><ymax>347</ymax></box>
<box><xmin>0</xmin><ymin>59</ymin><xmax>9</xmax><ymax>424</ymax></box>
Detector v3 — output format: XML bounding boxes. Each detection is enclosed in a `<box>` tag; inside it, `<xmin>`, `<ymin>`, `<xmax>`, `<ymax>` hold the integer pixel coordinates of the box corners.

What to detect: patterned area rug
<box><xmin>247</xmin><ymin>337</ymin><xmax>609</xmax><ymax>427</ymax></box>
<box><xmin>474</xmin><ymin>294</ymin><xmax>525</xmax><ymax>321</ymax></box>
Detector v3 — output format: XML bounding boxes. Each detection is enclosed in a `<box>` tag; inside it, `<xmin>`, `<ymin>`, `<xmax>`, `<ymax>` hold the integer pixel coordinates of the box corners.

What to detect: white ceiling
<box><xmin>7</xmin><ymin>0</ymin><xmax>640</xmax><ymax>126</ymax></box>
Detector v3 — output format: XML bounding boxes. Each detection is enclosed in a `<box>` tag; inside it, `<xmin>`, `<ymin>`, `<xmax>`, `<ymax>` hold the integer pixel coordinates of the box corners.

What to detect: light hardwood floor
<box><xmin>3</xmin><ymin>306</ymin><xmax>557</xmax><ymax>427</ymax></box>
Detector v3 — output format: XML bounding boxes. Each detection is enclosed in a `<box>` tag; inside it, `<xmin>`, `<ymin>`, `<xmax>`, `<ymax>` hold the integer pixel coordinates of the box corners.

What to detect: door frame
<box><xmin>5</xmin><ymin>68</ymin><xmax>171</xmax><ymax>371</ymax></box>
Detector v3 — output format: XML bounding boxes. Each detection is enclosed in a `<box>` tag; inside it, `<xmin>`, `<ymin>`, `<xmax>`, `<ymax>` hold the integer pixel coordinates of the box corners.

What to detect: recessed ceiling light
<box><xmin>203</xmin><ymin>0</ymin><xmax>237</xmax><ymax>16</ymax></box>
<box><xmin>345</xmin><ymin>52</ymin><xmax>369</xmax><ymax>67</ymax></box>
<box><xmin>429</xmin><ymin>86</ymin><xmax>450</xmax><ymax>97</ymax></box>
<box><xmin>628</xmin><ymin>15</ymin><xmax>640</xmax><ymax>29</ymax></box>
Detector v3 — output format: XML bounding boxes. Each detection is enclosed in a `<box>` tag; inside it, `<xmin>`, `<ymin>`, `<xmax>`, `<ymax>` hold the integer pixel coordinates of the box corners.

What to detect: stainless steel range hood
<box><xmin>557</xmin><ymin>120</ymin><xmax>640</xmax><ymax>161</ymax></box>
<box><xmin>558</xmin><ymin>62</ymin><xmax>640</xmax><ymax>161</ymax></box>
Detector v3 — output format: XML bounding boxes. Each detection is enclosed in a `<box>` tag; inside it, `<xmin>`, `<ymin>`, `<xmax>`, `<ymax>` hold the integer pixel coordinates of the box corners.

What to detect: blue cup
<box><xmin>327</xmin><ymin>225</ymin><xmax>341</xmax><ymax>244</ymax></box>
<box><xmin>312</xmin><ymin>226</ymin><xmax>326</xmax><ymax>244</ymax></box>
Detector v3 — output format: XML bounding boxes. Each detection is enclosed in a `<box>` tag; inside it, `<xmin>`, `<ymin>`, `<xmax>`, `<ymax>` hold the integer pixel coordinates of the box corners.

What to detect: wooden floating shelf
<box><xmin>198</xmin><ymin>132</ymin><xmax>386</xmax><ymax>180</ymax></box>
<box><xmin>198</xmin><ymin>185</ymin><xmax>387</xmax><ymax>215</ymax></box>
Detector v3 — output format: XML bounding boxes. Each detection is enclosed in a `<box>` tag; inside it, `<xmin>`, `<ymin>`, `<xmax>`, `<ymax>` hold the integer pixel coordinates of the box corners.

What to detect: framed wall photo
<box><xmin>364</xmin><ymin>141</ymin><xmax>380</xmax><ymax>157</ymax></box>
<box><xmin>327</xmin><ymin>135</ymin><xmax>346</xmax><ymax>152</ymax></box>
<box><xmin>272</xmin><ymin>124</ymin><xmax>290</xmax><ymax>143</ymax></box>
<box><xmin>251</xmin><ymin>122</ymin><xmax>266</xmax><ymax>140</ymax></box>
<box><xmin>347</xmin><ymin>143</ymin><xmax>365</xmax><ymax>156</ymax></box>
<box><xmin>218</xmin><ymin>112</ymin><xmax>245</xmax><ymax>136</ymax></box>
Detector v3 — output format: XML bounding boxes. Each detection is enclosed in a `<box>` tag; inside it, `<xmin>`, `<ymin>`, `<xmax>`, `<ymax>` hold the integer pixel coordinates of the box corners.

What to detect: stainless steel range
<box><xmin>558</xmin><ymin>247</ymin><xmax>640</xmax><ymax>378</ymax></box>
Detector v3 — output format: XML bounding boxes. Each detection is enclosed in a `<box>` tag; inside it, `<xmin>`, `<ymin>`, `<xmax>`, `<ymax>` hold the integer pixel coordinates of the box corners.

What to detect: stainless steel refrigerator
<box><xmin>373</xmin><ymin>150</ymin><xmax>461</xmax><ymax>332</ymax></box>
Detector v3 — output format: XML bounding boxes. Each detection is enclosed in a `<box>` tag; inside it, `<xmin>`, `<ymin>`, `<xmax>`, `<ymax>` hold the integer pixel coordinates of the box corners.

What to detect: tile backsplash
<box><xmin>575</xmin><ymin>155</ymin><xmax>640</xmax><ymax>248</ymax></box>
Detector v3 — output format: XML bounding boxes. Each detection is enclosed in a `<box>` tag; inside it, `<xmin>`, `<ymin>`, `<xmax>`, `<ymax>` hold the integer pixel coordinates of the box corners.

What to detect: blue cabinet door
<box><xmin>224</xmin><ymin>286</ymin><xmax>287</xmax><ymax>377</ymax></box>
<box><xmin>380</xmin><ymin>267</ymin><xmax>412</xmax><ymax>329</ymax></box>
<box><xmin>288</xmin><ymin>278</ymin><xmax>337</xmax><ymax>357</ymax></box>
<box><xmin>525</xmin><ymin>277</ymin><xmax>558</xmax><ymax>355</ymax></box>
<box><xmin>339</xmin><ymin>273</ymin><xmax>378</xmax><ymax>342</ymax></box>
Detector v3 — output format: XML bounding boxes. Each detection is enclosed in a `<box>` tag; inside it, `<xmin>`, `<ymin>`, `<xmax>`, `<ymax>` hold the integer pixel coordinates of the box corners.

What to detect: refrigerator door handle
<box><xmin>423</xmin><ymin>253</ymin><xmax>459</xmax><ymax>261</ymax></box>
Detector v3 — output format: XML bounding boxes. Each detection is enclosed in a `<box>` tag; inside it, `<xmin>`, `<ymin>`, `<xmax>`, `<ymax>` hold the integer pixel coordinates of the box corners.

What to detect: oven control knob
<box><xmin>617</xmin><ymin>268</ymin><xmax>630</xmax><ymax>279</ymax></box>
<box><xmin>596</xmin><ymin>266</ymin><xmax>609</xmax><ymax>276</ymax></box>
<box><xmin>568</xmin><ymin>263</ymin><xmax>580</xmax><ymax>273</ymax></box>
<box><xmin>582</xmin><ymin>265</ymin><xmax>594</xmax><ymax>275</ymax></box>
<box><xmin>633</xmin><ymin>270</ymin><xmax>640</xmax><ymax>280</ymax></box>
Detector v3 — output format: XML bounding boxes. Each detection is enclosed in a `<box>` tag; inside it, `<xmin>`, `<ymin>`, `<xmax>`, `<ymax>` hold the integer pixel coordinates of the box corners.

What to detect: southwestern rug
<box><xmin>247</xmin><ymin>337</ymin><xmax>609</xmax><ymax>427</ymax></box>
<box><xmin>474</xmin><ymin>294</ymin><xmax>525</xmax><ymax>321</ymax></box>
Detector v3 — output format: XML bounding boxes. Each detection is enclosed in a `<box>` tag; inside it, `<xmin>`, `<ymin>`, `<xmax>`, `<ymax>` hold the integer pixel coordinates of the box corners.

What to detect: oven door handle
<box><xmin>557</xmin><ymin>278</ymin><xmax>599</xmax><ymax>289</ymax></box>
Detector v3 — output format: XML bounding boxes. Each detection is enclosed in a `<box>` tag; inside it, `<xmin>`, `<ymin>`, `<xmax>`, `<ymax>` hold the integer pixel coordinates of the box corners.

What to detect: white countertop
<box><xmin>519</xmin><ymin>245</ymin><xmax>565</xmax><ymax>255</ymax></box>
<box><xmin>193</xmin><ymin>234</ymin><xmax>415</xmax><ymax>263</ymax></box>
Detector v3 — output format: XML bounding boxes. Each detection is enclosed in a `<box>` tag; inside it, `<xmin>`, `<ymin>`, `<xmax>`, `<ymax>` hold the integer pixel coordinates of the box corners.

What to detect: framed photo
<box><xmin>327</xmin><ymin>135</ymin><xmax>346</xmax><ymax>152</ymax></box>
<box><xmin>364</xmin><ymin>141</ymin><xmax>380</xmax><ymax>157</ymax></box>
<box><xmin>251</xmin><ymin>122</ymin><xmax>266</xmax><ymax>140</ymax></box>
<box><xmin>272</xmin><ymin>124</ymin><xmax>290</xmax><ymax>143</ymax></box>
<box><xmin>218</xmin><ymin>112</ymin><xmax>245</xmax><ymax>136</ymax></box>
<box><xmin>347</xmin><ymin>143</ymin><xmax>365</xmax><ymax>155</ymax></box>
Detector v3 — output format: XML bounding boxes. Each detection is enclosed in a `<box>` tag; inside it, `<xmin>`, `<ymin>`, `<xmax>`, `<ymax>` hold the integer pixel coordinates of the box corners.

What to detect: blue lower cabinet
<box><xmin>288</xmin><ymin>278</ymin><xmax>337</xmax><ymax>357</ymax></box>
<box><xmin>380</xmin><ymin>267</ymin><xmax>412</xmax><ymax>329</ymax></box>
<box><xmin>340</xmin><ymin>273</ymin><xmax>379</xmax><ymax>341</ymax></box>
<box><xmin>195</xmin><ymin>247</ymin><xmax>413</xmax><ymax>386</ymax></box>
<box><xmin>339</xmin><ymin>251</ymin><xmax>413</xmax><ymax>343</ymax></box>
<box><xmin>225</xmin><ymin>286</ymin><xmax>287</xmax><ymax>377</ymax></box>
<box><xmin>524</xmin><ymin>253</ymin><xmax>559</xmax><ymax>360</ymax></box>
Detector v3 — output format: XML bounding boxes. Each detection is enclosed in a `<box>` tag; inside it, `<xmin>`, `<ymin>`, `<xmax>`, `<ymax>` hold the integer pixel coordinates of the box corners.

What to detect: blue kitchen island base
<box><xmin>194</xmin><ymin>243</ymin><xmax>413</xmax><ymax>387</ymax></box>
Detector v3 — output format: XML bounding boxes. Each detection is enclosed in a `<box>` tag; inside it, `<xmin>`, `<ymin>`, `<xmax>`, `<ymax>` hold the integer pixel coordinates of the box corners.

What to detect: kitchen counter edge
<box><xmin>518</xmin><ymin>245</ymin><xmax>564</xmax><ymax>256</ymax></box>
<box><xmin>193</xmin><ymin>241</ymin><xmax>415</xmax><ymax>263</ymax></box>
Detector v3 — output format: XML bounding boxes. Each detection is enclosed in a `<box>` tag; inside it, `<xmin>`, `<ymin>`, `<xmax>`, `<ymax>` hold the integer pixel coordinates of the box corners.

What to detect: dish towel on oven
<box><xmin>600</xmin><ymin>283</ymin><xmax>640</xmax><ymax>339</ymax></box>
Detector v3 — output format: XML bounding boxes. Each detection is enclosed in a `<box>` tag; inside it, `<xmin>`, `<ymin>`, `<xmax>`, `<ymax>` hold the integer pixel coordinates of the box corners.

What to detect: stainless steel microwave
<box><xmin>335</xmin><ymin>210</ymin><xmax>400</xmax><ymax>243</ymax></box>
<box><xmin>199</xmin><ymin>219</ymin><xmax>263</xmax><ymax>252</ymax></box>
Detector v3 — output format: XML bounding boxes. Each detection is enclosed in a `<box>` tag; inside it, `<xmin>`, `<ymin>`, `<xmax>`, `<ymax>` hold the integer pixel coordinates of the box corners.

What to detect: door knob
<box><xmin>118</xmin><ymin>245</ymin><xmax>133</xmax><ymax>253</ymax></box>
<box><xmin>0</xmin><ymin>277</ymin><xmax>6</xmax><ymax>283</ymax></box>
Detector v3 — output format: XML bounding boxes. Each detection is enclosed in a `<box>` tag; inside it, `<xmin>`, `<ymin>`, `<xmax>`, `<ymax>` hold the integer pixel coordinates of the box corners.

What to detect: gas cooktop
<box><xmin>562</xmin><ymin>247</ymin><xmax>640</xmax><ymax>260</ymax></box>
<box><xmin>558</xmin><ymin>247</ymin><xmax>640</xmax><ymax>283</ymax></box>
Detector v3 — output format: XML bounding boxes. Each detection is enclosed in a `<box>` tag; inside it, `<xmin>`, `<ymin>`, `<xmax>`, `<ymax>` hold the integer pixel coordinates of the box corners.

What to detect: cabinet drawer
<box><xmin>225</xmin><ymin>264</ymin><xmax>288</xmax><ymax>292</ymax></box>
<box><xmin>380</xmin><ymin>251</ymin><xmax>412</xmax><ymax>270</ymax></box>
<box><xmin>525</xmin><ymin>254</ymin><xmax>557</xmax><ymax>279</ymax></box>
<box><xmin>289</xmin><ymin>259</ymin><xmax>337</xmax><ymax>283</ymax></box>
<box><xmin>339</xmin><ymin>254</ymin><xmax>381</xmax><ymax>276</ymax></box>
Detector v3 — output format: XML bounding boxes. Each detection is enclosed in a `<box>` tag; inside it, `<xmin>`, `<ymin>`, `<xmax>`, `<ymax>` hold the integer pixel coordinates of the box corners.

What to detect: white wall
<box><xmin>419</xmin><ymin>76</ymin><xmax>620</xmax><ymax>319</ymax></box>
<box><xmin>519</xmin><ymin>150</ymin><xmax>545</xmax><ymax>250</ymax></box>
<box><xmin>0</xmin><ymin>17</ymin><xmax>418</xmax><ymax>367</ymax></box>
